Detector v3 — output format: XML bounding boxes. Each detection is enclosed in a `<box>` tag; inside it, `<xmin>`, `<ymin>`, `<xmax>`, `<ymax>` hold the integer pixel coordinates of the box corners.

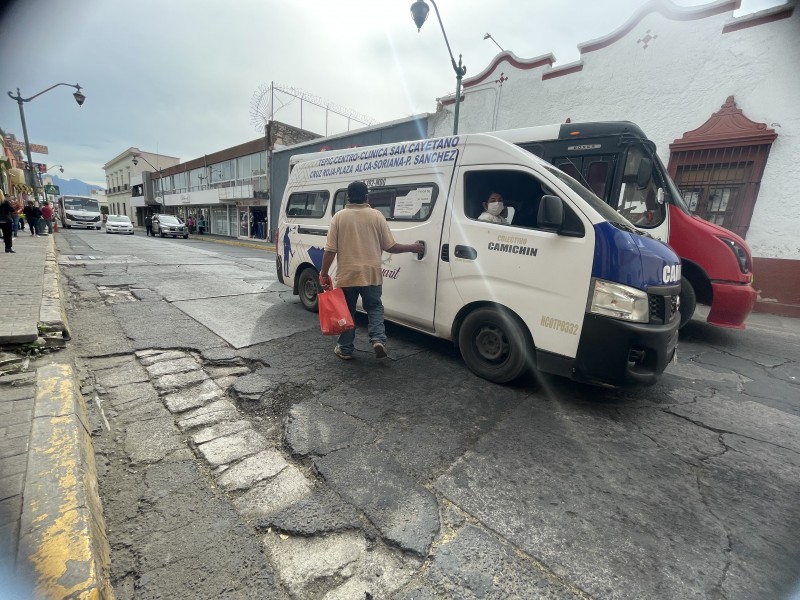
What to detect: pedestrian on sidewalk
<box><xmin>0</xmin><ymin>191</ymin><xmax>15</xmax><ymax>253</ymax></box>
<box><xmin>145</xmin><ymin>213</ymin><xmax>153</xmax><ymax>237</ymax></box>
<box><xmin>23</xmin><ymin>201</ymin><xmax>40</xmax><ymax>236</ymax></box>
<box><xmin>41</xmin><ymin>201</ymin><xmax>54</xmax><ymax>234</ymax></box>
<box><xmin>10</xmin><ymin>197</ymin><xmax>21</xmax><ymax>237</ymax></box>
<box><xmin>319</xmin><ymin>180</ymin><xmax>423</xmax><ymax>360</ymax></box>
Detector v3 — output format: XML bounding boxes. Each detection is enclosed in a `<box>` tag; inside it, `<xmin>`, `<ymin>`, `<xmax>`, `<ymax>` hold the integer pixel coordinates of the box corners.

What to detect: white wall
<box><xmin>429</xmin><ymin>1</ymin><xmax>799</xmax><ymax>259</ymax></box>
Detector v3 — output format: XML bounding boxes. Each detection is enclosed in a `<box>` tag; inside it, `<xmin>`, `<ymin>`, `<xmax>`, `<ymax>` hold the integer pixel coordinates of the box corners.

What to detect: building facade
<box><xmin>124</xmin><ymin>121</ymin><xmax>319</xmax><ymax>239</ymax></box>
<box><xmin>428</xmin><ymin>0</ymin><xmax>798</xmax><ymax>316</ymax></box>
<box><xmin>104</xmin><ymin>148</ymin><xmax>179</xmax><ymax>222</ymax></box>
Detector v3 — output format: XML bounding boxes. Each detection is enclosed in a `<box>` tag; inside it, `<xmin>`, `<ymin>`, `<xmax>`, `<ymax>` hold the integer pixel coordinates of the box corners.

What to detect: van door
<box><xmin>344</xmin><ymin>182</ymin><xmax>446</xmax><ymax>331</ymax></box>
<box><xmin>444</xmin><ymin>165</ymin><xmax>595</xmax><ymax>359</ymax></box>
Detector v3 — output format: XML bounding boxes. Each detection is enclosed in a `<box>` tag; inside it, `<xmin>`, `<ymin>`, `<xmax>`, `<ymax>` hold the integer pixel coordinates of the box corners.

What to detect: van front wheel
<box><xmin>298</xmin><ymin>268</ymin><xmax>320</xmax><ymax>313</ymax></box>
<box><xmin>679</xmin><ymin>277</ymin><xmax>696</xmax><ymax>328</ymax></box>
<box><xmin>458</xmin><ymin>308</ymin><xmax>530</xmax><ymax>383</ymax></box>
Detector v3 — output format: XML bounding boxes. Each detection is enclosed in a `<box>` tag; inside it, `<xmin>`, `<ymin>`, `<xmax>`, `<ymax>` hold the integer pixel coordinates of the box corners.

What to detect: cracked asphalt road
<box><xmin>57</xmin><ymin>230</ymin><xmax>800</xmax><ymax>599</ymax></box>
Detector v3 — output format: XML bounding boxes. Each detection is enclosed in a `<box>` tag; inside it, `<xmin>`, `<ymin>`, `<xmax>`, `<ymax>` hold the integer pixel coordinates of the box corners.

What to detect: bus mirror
<box><xmin>538</xmin><ymin>195</ymin><xmax>564</xmax><ymax>231</ymax></box>
<box><xmin>657</xmin><ymin>188</ymin><xmax>665</xmax><ymax>205</ymax></box>
<box><xmin>637</xmin><ymin>158</ymin><xmax>653</xmax><ymax>188</ymax></box>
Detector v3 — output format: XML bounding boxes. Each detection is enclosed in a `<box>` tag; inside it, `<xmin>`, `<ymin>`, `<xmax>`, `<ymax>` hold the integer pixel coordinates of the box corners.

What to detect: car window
<box><xmin>286</xmin><ymin>191</ymin><xmax>329</xmax><ymax>218</ymax></box>
<box><xmin>159</xmin><ymin>216</ymin><xmax>181</xmax><ymax>224</ymax></box>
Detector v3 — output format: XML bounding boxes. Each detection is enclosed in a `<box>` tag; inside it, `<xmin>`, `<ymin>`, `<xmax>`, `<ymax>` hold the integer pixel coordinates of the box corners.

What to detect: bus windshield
<box><xmin>62</xmin><ymin>197</ymin><xmax>100</xmax><ymax>212</ymax></box>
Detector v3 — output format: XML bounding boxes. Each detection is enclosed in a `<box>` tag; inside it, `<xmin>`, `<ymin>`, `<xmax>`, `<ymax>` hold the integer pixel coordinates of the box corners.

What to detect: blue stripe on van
<box><xmin>591</xmin><ymin>222</ymin><xmax>677</xmax><ymax>290</ymax></box>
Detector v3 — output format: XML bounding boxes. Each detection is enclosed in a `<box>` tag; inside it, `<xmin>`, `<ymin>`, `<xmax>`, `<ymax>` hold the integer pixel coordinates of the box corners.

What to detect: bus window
<box><xmin>615</xmin><ymin>146</ymin><xmax>665</xmax><ymax>229</ymax></box>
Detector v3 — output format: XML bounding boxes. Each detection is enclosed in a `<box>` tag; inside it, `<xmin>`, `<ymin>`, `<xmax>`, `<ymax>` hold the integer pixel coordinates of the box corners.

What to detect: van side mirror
<box><xmin>637</xmin><ymin>158</ymin><xmax>653</xmax><ymax>188</ymax></box>
<box><xmin>538</xmin><ymin>195</ymin><xmax>564</xmax><ymax>231</ymax></box>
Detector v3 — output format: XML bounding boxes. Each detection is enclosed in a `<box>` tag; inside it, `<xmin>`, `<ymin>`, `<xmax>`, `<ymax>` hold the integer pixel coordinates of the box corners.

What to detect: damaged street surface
<box><xmin>55</xmin><ymin>230</ymin><xmax>800</xmax><ymax>599</ymax></box>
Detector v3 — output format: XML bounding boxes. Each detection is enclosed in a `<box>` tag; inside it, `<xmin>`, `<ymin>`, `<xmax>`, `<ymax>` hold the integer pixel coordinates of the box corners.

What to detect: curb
<box><xmin>187</xmin><ymin>234</ymin><xmax>275</xmax><ymax>252</ymax></box>
<box><xmin>17</xmin><ymin>363</ymin><xmax>112</xmax><ymax>599</ymax></box>
<box><xmin>41</xmin><ymin>236</ymin><xmax>71</xmax><ymax>341</ymax></box>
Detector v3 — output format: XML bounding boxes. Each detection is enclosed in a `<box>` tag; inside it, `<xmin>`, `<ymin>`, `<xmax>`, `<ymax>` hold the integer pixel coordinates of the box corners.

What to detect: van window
<box><xmin>332</xmin><ymin>184</ymin><xmax>439</xmax><ymax>221</ymax></box>
<box><xmin>286</xmin><ymin>191</ymin><xmax>329</xmax><ymax>218</ymax></box>
<box><xmin>464</xmin><ymin>170</ymin><xmax>584</xmax><ymax>236</ymax></box>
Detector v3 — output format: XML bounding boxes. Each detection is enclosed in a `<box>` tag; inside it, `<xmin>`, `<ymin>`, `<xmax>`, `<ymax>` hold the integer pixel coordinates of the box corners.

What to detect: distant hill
<box><xmin>50</xmin><ymin>175</ymin><xmax>103</xmax><ymax>196</ymax></box>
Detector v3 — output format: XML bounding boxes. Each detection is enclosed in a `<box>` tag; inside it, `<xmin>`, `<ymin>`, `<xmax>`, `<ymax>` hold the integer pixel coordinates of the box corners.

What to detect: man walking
<box><xmin>23</xmin><ymin>201</ymin><xmax>39</xmax><ymax>236</ymax></box>
<box><xmin>319</xmin><ymin>181</ymin><xmax>423</xmax><ymax>360</ymax></box>
<box><xmin>41</xmin><ymin>201</ymin><xmax>53</xmax><ymax>234</ymax></box>
<box><xmin>145</xmin><ymin>213</ymin><xmax>153</xmax><ymax>237</ymax></box>
<box><xmin>0</xmin><ymin>191</ymin><xmax>15</xmax><ymax>253</ymax></box>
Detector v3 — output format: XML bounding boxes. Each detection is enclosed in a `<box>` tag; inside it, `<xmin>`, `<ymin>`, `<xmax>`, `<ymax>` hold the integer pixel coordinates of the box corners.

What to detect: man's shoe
<box><xmin>334</xmin><ymin>346</ymin><xmax>353</xmax><ymax>360</ymax></box>
<box><xmin>5</xmin><ymin>249</ymin><xmax>15</xmax><ymax>253</ymax></box>
<box><xmin>372</xmin><ymin>341</ymin><xmax>388</xmax><ymax>359</ymax></box>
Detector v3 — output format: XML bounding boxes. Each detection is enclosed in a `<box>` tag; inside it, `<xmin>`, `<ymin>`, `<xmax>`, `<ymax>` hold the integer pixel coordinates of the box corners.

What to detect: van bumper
<box><xmin>706</xmin><ymin>281</ymin><xmax>756</xmax><ymax>329</ymax></box>
<box><xmin>276</xmin><ymin>256</ymin><xmax>284</xmax><ymax>285</ymax></box>
<box><xmin>573</xmin><ymin>313</ymin><xmax>679</xmax><ymax>386</ymax></box>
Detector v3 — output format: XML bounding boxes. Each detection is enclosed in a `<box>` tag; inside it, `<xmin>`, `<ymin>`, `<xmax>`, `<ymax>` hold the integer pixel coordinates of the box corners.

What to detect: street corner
<box><xmin>16</xmin><ymin>362</ymin><xmax>112</xmax><ymax>599</ymax></box>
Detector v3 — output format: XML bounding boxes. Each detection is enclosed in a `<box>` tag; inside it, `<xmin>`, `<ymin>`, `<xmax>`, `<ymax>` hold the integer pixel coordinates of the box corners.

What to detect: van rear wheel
<box><xmin>298</xmin><ymin>268</ymin><xmax>320</xmax><ymax>313</ymax></box>
<box><xmin>458</xmin><ymin>308</ymin><xmax>531</xmax><ymax>383</ymax></box>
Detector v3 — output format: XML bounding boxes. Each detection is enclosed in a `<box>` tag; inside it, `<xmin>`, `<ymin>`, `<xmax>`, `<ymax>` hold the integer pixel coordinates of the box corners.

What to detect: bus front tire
<box><xmin>458</xmin><ymin>308</ymin><xmax>530</xmax><ymax>383</ymax></box>
<box><xmin>298</xmin><ymin>268</ymin><xmax>320</xmax><ymax>313</ymax></box>
<box><xmin>679</xmin><ymin>277</ymin><xmax>696</xmax><ymax>328</ymax></box>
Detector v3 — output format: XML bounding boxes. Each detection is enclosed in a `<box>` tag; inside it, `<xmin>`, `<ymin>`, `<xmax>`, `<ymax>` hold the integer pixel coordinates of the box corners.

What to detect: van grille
<box><xmin>648</xmin><ymin>294</ymin><xmax>679</xmax><ymax>324</ymax></box>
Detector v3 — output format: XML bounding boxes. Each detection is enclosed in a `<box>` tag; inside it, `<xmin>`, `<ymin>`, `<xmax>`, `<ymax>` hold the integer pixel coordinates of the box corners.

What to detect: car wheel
<box><xmin>458</xmin><ymin>307</ymin><xmax>531</xmax><ymax>383</ymax></box>
<box><xmin>183</xmin><ymin>234</ymin><xmax>188</xmax><ymax>239</ymax></box>
<box><xmin>106</xmin><ymin>230</ymin><xmax>110</xmax><ymax>234</ymax></box>
<box><xmin>159</xmin><ymin>230</ymin><xmax>165</xmax><ymax>238</ymax></box>
<box><xmin>297</xmin><ymin>267</ymin><xmax>321</xmax><ymax>313</ymax></box>
<box><xmin>678</xmin><ymin>276</ymin><xmax>696</xmax><ymax>329</ymax></box>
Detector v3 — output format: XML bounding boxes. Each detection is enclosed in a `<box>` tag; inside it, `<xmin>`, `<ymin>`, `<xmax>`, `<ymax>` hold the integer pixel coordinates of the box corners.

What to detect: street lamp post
<box><xmin>410</xmin><ymin>0</ymin><xmax>466</xmax><ymax>135</ymax></box>
<box><xmin>132</xmin><ymin>155</ymin><xmax>165</xmax><ymax>207</ymax></box>
<box><xmin>7</xmin><ymin>83</ymin><xmax>85</xmax><ymax>202</ymax></box>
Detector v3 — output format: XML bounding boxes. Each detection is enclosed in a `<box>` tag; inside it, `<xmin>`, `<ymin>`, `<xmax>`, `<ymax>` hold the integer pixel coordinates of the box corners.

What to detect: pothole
<box><xmin>97</xmin><ymin>285</ymin><xmax>139</xmax><ymax>304</ymax></box>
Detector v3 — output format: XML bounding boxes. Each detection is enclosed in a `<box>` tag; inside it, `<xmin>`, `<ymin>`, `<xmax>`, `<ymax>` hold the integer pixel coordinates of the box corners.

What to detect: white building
<box><xmin>103</xmin><ymin>148</ymin><xmax>180</xmax><ymax>222</ymax></box>
<box><xmin>428</xmin><ymin>0</ymin><xmax>798</xmax><ymax>316</ymax></box>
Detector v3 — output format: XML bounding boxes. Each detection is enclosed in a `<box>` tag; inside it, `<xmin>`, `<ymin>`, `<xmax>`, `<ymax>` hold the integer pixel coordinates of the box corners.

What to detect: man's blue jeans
<box><xmin>336</xmin><ymin>285</ymin><xmax>386</xmax><ymax>356</ymax></box>
<box><xmin>11</xmin><ymin>216</ymin><xmax>19</xmax><ymax>236</ymax></box>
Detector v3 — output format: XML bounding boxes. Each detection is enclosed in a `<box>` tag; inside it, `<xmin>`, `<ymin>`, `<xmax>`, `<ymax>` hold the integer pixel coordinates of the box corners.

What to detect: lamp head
<box><xmin>484</xmin><ymin>33</ymin><xmax>491</xmax><ymax>39</ymax></box>
<box><xmin>73</xmin><ymin>85</ymin><xmax>85</xmax><ymax>107</ymax></box>
<box><xmin>59</xmin><ymin>166</ymin><xmax>64</xmax><ymax>173</ymax></box>
<box><xmin>410</xmin><ymin>0</ymin><xmax>429</xmax><ymax>31</ymax></box>
<box><xmin>132</xmin><ymin>156</ymin><xmax>139</xmax><ymax>166</ymax></box>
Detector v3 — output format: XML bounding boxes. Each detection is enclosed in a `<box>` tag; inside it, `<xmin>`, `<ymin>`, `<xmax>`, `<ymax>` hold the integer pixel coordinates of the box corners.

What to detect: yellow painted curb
<box><xmin>17</xmin><ymin>363</ymin><xmax>113</xmax><ymax>599</ymax></box>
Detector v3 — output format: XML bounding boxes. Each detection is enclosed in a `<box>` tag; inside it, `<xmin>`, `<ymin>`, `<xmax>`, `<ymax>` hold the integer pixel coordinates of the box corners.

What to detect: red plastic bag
<box><xmin>318</xmin><ymin>288</ymin><xmax>355</xmax><ymax>336</ymax></box>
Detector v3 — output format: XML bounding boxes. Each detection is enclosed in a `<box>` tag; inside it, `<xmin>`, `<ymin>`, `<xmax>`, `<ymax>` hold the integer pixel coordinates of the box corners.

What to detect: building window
<box><xmin>668</xmin><ymin>97</ymin><xmax>777</xmax><ymax>239</ymax></box>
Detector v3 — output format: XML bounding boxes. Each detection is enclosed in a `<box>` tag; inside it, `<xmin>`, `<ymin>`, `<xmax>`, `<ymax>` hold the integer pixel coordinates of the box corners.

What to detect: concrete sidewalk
<box><xmin>0</xmin><ymin>233</ymin><xmax>111</xmax><ymax>598</ymax></box>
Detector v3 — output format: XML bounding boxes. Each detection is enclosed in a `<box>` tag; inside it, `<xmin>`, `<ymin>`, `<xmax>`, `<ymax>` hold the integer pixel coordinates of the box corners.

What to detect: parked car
<box><xmin>152</xmin><ymin>214</ymin><xmax>189</xmax><ymax>239</ymax></box>
<box><xmin>105</xmin><ymin>214</ymin><xmax>134</xmax><ymax>235</ymax></box>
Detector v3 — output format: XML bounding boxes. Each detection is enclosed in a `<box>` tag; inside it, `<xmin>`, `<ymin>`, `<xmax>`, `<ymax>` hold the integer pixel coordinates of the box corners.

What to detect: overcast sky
<box><xmin>0</xmin><ymin>0</ymin><xmax>784</xmax><ymax>186</ymax></box>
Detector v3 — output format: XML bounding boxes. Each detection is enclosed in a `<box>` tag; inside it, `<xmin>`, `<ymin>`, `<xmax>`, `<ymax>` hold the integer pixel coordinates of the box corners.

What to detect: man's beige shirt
<box><xmin>325</xmin><ymin>203</ymin><xmax>397</xmax><ymax>287</ymax></box>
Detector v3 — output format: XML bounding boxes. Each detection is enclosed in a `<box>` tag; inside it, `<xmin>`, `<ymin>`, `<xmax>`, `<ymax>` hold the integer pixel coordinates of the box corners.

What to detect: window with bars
<box><xmin>670</xmin><ymin>146</ymin><xmax>768</xmax><ymax>238</ymax></box>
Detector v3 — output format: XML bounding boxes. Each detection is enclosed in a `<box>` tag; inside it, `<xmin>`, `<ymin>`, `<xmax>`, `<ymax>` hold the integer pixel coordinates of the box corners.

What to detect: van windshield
<box><xmin>543</xmin><ymin>164</ymin><xmax>639</xmax><ymax>232</ymax></box>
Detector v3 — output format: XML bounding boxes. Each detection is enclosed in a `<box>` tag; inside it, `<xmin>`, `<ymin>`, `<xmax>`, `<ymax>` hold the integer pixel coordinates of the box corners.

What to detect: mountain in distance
<box><xmin>49</xmin><ymin>174</ymin><xmax>103</xmax><ymax>196</ymax></box>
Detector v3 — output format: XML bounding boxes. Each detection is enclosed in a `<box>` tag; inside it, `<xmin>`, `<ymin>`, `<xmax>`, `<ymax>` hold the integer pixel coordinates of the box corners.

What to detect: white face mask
<box><xmin>487</xmin><ymin>202</ymin><xmax>504</xmax><ymax>216</ymax></box>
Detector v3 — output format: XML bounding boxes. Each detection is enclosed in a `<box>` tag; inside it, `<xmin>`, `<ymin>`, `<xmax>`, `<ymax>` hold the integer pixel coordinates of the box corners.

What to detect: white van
<box><xmin>276</xmin><ymin>134</ymin><xmax>681</xmax><ymax>385</ymax></box>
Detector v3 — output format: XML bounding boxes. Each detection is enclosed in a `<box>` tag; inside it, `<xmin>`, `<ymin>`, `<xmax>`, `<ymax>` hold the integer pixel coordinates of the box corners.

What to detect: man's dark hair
<box><xmin>347</xmin><ymin>181</ymin><xmax>368</xmax><ymax>204</ymax></box>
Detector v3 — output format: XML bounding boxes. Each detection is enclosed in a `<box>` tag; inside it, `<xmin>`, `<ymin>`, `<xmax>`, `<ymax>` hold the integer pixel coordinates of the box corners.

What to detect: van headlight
<box><xmin>590</xmin><ymin>279</ymin><xmax>649</xmax><ymax>323</ymax></box>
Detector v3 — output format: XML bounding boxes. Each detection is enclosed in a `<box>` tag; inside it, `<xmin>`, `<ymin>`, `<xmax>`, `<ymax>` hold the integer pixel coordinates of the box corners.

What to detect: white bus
<box><xmin>58</xmin><ymin>195</ymin><xmax>103</xmax><ymax>230</ymax></box>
